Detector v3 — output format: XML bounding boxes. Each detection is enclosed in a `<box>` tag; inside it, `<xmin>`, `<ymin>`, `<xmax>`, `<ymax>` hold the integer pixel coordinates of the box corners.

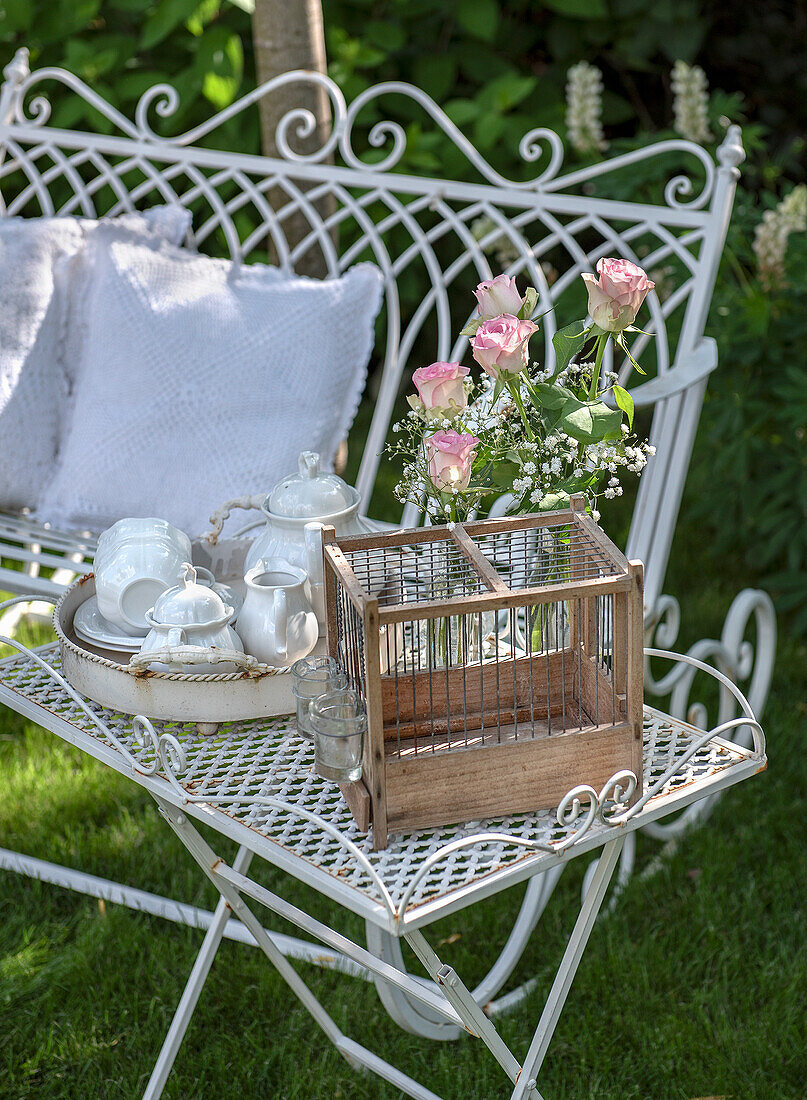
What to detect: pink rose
<box><xmin>581</xmin><ymin>258</ymin><xmax>655</xmax><ymax>333</ymax></box>
<box><xmin>412</xmin><ymin>361</ymin><xmax>469</xmax><ymax>413</ymax></box>
<box><xmin>474</xmin><ymin>274</ymin><xmax>524</xmax><ymax>319</ymax></box>
<box><xmin>471</xmin><ymin>314</ymin><xmax>539</xmax><ymax>378</ymax></box>
<box><xmin>425</xmin><ymin>429</ymin><xmax>479</xmax><ymax>491</ymax></box>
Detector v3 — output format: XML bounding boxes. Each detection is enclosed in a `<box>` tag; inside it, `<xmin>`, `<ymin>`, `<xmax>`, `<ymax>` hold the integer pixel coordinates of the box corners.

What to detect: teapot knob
<box><xmin>299</xmin><ymin>451</ymin><xmax>320</xmax><ymax>479</ymax></box>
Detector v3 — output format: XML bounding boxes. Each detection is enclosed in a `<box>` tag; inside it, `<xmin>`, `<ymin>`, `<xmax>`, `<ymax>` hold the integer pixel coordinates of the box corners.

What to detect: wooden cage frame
<box><xmin>322</xmin><ymin>498</ymin><xmax>644</xmax><ymax>849</ymax></box>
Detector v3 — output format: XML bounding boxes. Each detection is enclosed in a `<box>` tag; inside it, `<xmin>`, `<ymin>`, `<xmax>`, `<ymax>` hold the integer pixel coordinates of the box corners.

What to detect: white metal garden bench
<box><xmin>0</xmin><ymin>47</ymin><xmax>775</xmax><ymax>1060</ymax></box>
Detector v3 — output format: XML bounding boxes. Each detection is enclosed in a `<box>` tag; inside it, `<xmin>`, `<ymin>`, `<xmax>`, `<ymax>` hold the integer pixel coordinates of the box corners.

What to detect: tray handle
<box><xmin>127</xmin><ymin>645</ymin><xmax>263</xmax><ymax>673</ymax></box>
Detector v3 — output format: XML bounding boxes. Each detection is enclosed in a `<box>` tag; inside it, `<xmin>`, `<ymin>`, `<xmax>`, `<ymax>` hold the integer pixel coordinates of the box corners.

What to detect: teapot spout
<box><xmin>304</xmin><ymin>522</ymin><xmax>327</xmax><ymax>637</ymax></box>
<box><xmin>304</xmin><ymin>522</ymin><xmax>325</xmax><ymax>586</ymax></box>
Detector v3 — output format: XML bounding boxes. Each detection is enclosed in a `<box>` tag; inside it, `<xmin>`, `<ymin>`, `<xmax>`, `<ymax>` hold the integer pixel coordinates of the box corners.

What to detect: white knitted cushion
<box><xmin>38</xmin><ymin>232</ymin><xmax>383</xmax><ymax>536</ymax></box>
<box><xmin>0</xmin><ymin>208</ymin><xmax>191</xmax><ymax>511</ymax></box>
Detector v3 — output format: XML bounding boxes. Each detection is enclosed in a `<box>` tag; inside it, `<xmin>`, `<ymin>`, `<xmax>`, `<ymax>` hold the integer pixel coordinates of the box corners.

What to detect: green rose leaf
<box><xmin>460</xmin><ymin>317</ymin><xmax>482</xmax><ymax>337</ymax></box>
<box><xmin>612</xmin><ymin>384</ymin><xmax>635</xmax><ymax>429</ymax></box>
<box><xmin>492</xmin><ymin>460</ymin><xmax>519</xmax><ymax>488</ymax></box>
<box><xmin>559</xmin><ymin>398</ymin><xmax>622</xmax><ymax>444</ymax></box>
<box><xmin>551</xmin><ymin>320</ymin><xmax>589</xmax><ymax>377</ymax></box>
<box><xmin>531</xmin><ymin>383</ymin><xmax>576</xmax><ymax>410</ymax></box>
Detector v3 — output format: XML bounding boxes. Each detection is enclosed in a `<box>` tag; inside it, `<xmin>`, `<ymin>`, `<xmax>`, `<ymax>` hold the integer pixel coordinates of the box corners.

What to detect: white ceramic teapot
<box><xmin>205</xmin><ymin>451</ymin><xmax>373</xmax><ymax>574</ymax></box>
<box><xmin>237</xmin><ymin>562</ymin><xmax>319</xmax><ymax>669</ymax></box>
<box><xmin>246</xmin><ymin>451</ymin><xmax>374</xmax><ymax>572</ymax></box>
<box><xmin>134</xmin><ymin>563</ymin><xmax>245</xmax><ymax>673</ymax></box>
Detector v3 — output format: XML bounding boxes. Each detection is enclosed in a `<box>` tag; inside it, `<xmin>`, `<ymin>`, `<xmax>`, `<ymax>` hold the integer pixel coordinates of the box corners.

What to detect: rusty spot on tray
<box><xmin>131</xmin><ymin>666</ymin><xmax>156</xmax><ymax>678</ymax></box>
<box><xmin>78</xmin><ymin>572</ymin><xmax>95</xmax><ymax>586</ymax></box>
<box><xmin>238</xmin><ymin>665</ymin><xmax>270</xmax><ymax>680</ymax></box>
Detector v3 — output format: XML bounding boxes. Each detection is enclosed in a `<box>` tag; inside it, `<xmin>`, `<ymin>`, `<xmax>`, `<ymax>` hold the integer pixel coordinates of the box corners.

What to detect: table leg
<box><xmin>152</xmin><ymin>796</ymin><xmax>445</xmax><ymax>1100</ymax></box>
<box><xmin>151</xmin><ymin>795</ymin><xmax>624</xmax><ymax>1100</ymax></box>
<box><xmin>401</xmin><ymin>837</ymin><xmax>624</xmax><ymax>1100</ymax></box>
<box><xmin>509</xmin><ymin>836</ymin><xmax>626</xmax><ymax>1100</ymax></box>
<box><xmin>405</xmin><ymin>929</ymin><xmax>543</xmax><ymax>1100</ymax></box>
<box><xmin>367</xmin><ymin>863</ymin><xmax>565</xmax><ymax>1040</ymax></box>
<box><xmin>143</xmin><ymin>842</ymin><xmax>254</xmax><ymax>1100</ymax></box>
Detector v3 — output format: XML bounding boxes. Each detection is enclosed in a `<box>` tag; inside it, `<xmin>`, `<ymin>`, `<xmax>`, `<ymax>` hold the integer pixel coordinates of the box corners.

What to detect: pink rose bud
<box><xmin>474</xmin><ymin>274</ymin><xmax>525</xmax><ymax>319</ymax></box>
<box><xmin>425</xmin><ymin>429</ymin><xmax>479</xmax><ymax>491</ymax></box>
<box><xmin>470</xmin><ymin>314</ymin><xmax>539</xmax><ymax>379</ymax></box>
<box><xmin>412</xmin><ymin>361</ymin><xmax>470</xmax><ymax>413</ymax></box>
<box><xmin>581</xmin><ymin>258</ymin><xmax>655</xmax><ymax>333</ymax></box>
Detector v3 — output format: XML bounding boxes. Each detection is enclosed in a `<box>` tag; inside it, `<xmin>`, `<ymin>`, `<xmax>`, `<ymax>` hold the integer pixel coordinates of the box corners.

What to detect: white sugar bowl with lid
<box><xmin>136</xmin><ymin>564</ymin><xmax>245</xmax><ymax>674</ymax></box>
<box><xmin>244</xmin><ymin>451</ymin><xmax>373</xmax><ymax>574</ymax></box>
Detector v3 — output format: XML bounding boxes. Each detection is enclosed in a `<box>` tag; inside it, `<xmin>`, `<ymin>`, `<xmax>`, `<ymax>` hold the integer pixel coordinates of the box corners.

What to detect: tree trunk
<box><xmin>251</xmin><ymin>0</ymin><xmax>333</xmax><ymax>278</ymax></box>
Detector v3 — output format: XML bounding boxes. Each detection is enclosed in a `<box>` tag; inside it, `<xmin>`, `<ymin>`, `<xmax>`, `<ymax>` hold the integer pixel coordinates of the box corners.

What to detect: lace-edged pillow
<box><xmin>0</xmin><ymin>207</ymin><xmax>191</xmax><ymax>511</ymax></box>
<box><xmin>38</xmin><ymin>231</ymin><xmax>383</xmax><ymax>536</ymax></box>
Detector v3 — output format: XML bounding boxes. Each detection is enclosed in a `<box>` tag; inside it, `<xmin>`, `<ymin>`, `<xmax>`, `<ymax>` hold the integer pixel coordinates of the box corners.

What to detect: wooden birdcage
<box><xmin>322</xmin><ymin>497</ymin><xmax>643</xmax><ymax>849</ymax></box>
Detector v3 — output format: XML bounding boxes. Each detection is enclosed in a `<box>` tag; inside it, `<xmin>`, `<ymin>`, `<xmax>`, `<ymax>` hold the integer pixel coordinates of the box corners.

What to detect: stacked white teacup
<box><xmin>94</xmin><ymin>518</ymin><xmax>199</xmax><ymax>637</ymax></box>
<box><xmin>92</xmin><ymin>518</ymin><xmax>238</xmax><ymax>673</ymax></box>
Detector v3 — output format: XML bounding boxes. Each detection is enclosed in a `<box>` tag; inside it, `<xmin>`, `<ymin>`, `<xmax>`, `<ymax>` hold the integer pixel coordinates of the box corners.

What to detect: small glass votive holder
<box><xmin>290</xmin><ymin>656</ymin><xmax>347</xmax><ymax>742</ymax></box>
<box><xmin>310</xmin><ymin>688</ymin><xmax>366</xmax><ymax>783</ymax></box>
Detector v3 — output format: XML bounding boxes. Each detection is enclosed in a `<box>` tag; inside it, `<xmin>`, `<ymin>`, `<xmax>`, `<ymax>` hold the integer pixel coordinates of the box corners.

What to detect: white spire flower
<box><xmin>671</xmin><ymin>61</ymin><xmax>713</xmax><ymax>144</ymax></box>
<box><xmin>565</xmin><ymin>61</ymin><xmax>607</xmax><ymax>155</ymax></box>
<box><xmin>753</xmin><ymin>184</ymin><xmax>807</xmax><ymax>291</ymax></box>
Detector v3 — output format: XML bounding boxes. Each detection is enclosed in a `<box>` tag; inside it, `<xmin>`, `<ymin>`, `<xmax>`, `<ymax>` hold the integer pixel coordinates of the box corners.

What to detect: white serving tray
<box><xmin>53</xmin><ymin>540</ymin><xmax>302</xmax><ymax>729</ymax></box>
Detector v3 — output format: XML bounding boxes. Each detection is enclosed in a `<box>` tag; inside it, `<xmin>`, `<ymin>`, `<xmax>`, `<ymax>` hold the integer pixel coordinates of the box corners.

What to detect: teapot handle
<box><xmin>166</xmin><ymin>626</ymin><xmax>186</xmax><ymax>650</ymax></box>
<box><xmin>273</xmin><ymin>587</ymin><xmax>288</xmax><ymax>663</ymax></box>
<box><xmin>201</xmin><ymin>494</ymin><xmax>265</xmax><ymax>546</ymax></box>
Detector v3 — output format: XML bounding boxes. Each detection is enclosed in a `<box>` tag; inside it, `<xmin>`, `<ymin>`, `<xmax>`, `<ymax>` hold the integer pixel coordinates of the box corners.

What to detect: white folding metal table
<box><xmin>0</xmin><ymin>618</ymin><xmax>766</xmax><ymax>1100</ymax></box>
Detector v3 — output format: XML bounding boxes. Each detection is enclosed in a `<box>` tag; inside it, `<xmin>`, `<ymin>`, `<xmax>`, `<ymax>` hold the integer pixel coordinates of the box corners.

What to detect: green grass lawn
<box><xmin>0</xmin><ymin>449</ymin><xmax>805</xmax><ymax>1099</ymax></box>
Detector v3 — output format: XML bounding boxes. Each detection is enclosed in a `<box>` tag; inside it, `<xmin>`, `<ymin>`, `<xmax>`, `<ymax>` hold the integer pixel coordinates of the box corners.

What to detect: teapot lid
<box><xmin>150</xmin><ymin>564</ymin><xmax>232</xmax><ymax>626</ymax></box>
<box><xmin>267</xmin><ymin>451</ymin><xmax>358</xmax><ymax>518</ymax></box>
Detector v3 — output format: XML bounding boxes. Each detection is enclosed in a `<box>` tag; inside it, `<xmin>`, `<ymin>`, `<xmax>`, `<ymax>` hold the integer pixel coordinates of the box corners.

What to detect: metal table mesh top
<box><xmin>0</xmin><ymin>644</ymin><xmax>754</xmax><ymax>923</ymax></box>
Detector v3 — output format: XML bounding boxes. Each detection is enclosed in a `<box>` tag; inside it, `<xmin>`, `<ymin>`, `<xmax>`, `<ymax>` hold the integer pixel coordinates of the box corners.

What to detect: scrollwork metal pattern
<box><xmin>645</xmin><ymin>591</ymin><xmax>775</xmax><ymax>744</ymax></box>
<box><xmin>1</xmin><ymin>47</ymin><xmax>734</xmax><ymax>206</ymax></box>
<box><xmin>642</xmin><ymin>591</ymin><xmax>775</xmax><ymax>838</ymax></box>
<box><xmin>0</xmin><ymin>48</ymin><xmax>745</xmax><ymax>515</ymax></box>
<box><xmin>0</xmin><ymin>623</ymin><xmax>765</xmax><ymax>927</ymax></box>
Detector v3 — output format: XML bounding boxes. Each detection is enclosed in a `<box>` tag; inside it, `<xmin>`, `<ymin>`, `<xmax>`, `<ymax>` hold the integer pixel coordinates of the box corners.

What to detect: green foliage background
<box><xmin>0</xmin><ymin>0</ymin><xmax>805</xmax><ymax>628</ymax></box>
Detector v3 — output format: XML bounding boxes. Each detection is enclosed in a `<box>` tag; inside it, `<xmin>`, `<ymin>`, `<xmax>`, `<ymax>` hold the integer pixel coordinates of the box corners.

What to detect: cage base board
<box><xmin>384</xmin><ymin>703</ymin><xmax>603</xmax><ymax>757</ymax></box>
<box><xmin>377</xmin><ymin>721</ymin><xmax>639</xmax><ymax>841</ymax></box>
<box><xmin>380</xmin><ymin>649</ymin><xmax>573</xmax><ymax>733</ymax></box>
<box><xmin>379</xmin><ymin>649</ymin><xmax>625</xmax><ymax>746</ymax></box>
<box><xmin>381</xmin><ymin>700</ymin><xmax>585</xmax><ymax>745</ymax></box>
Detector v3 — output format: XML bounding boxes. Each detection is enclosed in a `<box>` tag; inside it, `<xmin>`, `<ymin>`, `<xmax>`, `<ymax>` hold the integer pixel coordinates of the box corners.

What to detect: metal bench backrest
<box><xmin>0</xmin><ymin>48</ymin><xmax>743</xmax><ymax>615</ymax></box>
